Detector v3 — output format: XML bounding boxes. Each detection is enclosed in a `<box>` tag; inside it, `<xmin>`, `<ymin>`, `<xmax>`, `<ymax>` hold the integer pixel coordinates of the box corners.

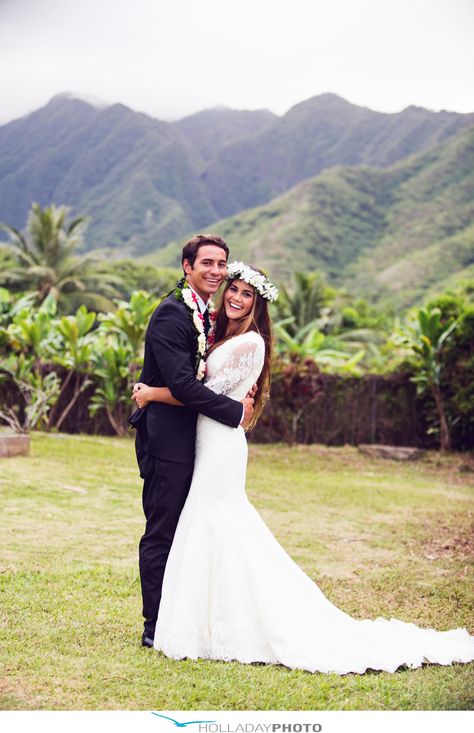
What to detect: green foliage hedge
<box><xmin>1</xmin><ymin>283</ymin><xmax>472</xmax><ymax>450</ymax></box>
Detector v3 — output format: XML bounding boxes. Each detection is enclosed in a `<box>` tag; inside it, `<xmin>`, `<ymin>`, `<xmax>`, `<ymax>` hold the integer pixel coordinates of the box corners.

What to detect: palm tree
<box><xmin>274</xmin><ymin>318</ymin><xmax>365</xmax><ymax>373</ymax></box>
<box><xmin>275</xmin><ymin>271</ymin><xmax>335</xmax><ymax>336</ymax></box>
<box><xmin>0</xmin><ymin>203</ymin><xmax>120</xmax><ymax>312</ymax></box>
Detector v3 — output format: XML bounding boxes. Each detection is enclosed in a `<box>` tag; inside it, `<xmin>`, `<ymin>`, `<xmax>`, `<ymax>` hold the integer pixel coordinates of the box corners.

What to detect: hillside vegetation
<box><xmin>153</xmin><ymin>124</ymin><xmax>474</xmax><ymax>307</ymax></box>
<box><xmin>202</xmin><ymin>94</ymin><xmax>474</xmax><ymax>218</ymax></box>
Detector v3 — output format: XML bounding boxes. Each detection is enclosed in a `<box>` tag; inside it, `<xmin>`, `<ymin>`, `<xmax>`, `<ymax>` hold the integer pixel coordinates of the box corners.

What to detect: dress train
<box><xmin>154</xmin><ymin>332</ymin><xmax>474</xmax><ymax>674</ymax></box>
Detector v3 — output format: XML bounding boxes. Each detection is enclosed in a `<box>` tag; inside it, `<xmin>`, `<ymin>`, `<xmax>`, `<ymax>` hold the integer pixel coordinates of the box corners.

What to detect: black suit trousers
<box><xmin>138</xmin><ymin>452</ymin><xmax>194</xmax><ymax>639</ymax></box>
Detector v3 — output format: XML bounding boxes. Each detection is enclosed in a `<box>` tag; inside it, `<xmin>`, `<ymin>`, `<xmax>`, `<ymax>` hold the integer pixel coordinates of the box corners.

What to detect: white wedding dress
<box><xmin>154</xmin><ymin>331</ymin><xmax>474</xmax><ymax>674</ymax></box>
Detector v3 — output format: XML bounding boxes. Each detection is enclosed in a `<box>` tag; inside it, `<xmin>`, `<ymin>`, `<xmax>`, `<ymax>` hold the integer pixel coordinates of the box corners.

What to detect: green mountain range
<box><xmin>1</xmin><ymin>92</ymin><xmax>473</xmax><ymax>305</ymax></box>
<box><xmin>0</xmin><ymin>96</ymin><xmax>217</xmax><ymax>253</ymax></box>
<box><xmin>201</xmin><ymin>94</ymin><xmax>474</xmax><ymax>219</ymax></box>
<box><xmin>1</xmin><ymin>92</ymin><xmax>473</xmax><ymax>263</ymax></box>
<box><xmin>152</xmin><ymin>124</ymin><xmax>474</xmax><ymax>307</ymax></box>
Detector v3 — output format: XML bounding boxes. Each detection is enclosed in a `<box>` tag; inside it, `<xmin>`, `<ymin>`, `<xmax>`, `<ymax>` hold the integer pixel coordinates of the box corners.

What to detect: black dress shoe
<box><xmin>141</xmin><ymin>634</ymin><xmax>154</xmax><ymax>648</ymax></box>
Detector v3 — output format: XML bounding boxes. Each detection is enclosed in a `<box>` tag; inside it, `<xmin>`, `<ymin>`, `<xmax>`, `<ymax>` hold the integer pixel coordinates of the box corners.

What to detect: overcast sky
<box><xmin>0</xmin><ymin>0</ymin><xmax>473</xmax><ymax>124</ymax></box>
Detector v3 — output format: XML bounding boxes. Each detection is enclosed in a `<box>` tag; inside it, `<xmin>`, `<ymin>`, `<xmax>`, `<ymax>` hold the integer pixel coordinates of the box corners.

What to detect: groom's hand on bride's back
<box><xmin>240</xmin><ymin>397</ymin><xmax>254</xmax><ymax>429</ymax></box>
<box><xmin>246</xmin><ymin>382</ymin><xmax>258</xmax><ymax>400</ymax></box>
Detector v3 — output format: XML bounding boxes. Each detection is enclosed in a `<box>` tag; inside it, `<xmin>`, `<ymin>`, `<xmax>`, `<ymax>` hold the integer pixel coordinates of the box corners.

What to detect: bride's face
<box><xmin>224</xmin><ymin>279</ymin><xmax>255</xmax><ymax>322</ymax></box>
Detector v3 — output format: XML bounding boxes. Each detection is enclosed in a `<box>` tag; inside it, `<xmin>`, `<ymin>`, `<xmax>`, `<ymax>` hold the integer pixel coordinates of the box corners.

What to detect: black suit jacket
<box><xmin>132</xmin><ymin>293</ymin><xmax>242</xmax><ymax>463</ymax></box>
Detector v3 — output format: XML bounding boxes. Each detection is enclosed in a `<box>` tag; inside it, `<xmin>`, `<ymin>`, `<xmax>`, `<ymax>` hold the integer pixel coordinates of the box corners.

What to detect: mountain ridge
<box><xmin>150</xmin><ymin>124</ymin><xmax>474</xmax><ymax>307</ymax></box>
<box><xmin>0</xmin><ymin>92</ymin><xmax>473</xmax><ymax>286</ymax></box>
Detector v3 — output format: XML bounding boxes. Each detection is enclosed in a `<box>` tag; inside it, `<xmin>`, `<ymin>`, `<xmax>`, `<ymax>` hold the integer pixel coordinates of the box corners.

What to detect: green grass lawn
<box><xmin>0</xmin><ymin>434</ymin><xmax>473</xmax><ymax>710</ymax></box>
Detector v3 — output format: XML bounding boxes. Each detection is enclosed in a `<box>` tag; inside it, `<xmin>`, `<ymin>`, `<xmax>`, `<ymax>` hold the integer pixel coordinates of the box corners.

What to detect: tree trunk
<box><xmin>291</xmin><ymin>407</ymin><xmax>304</xmax><ymax>443</ymax></box>
<box><xmin>432</xmin><ymin>383</ymin><xmax>451</xmax><ymax>452</ymax></box>
<box><xmin>47</xmin><ymin>369</ymin><xmax>74</xmax><ymax>430</ymax></box>
<box><xmin>106</xmin><ymin>405</ymin><xmax>127</xmax><ymax>436</ymax></box>
<box><xmin>54</xmin><ymin>372</ymin><xmax>85</xmax><ymax>431</ymax></box>
<box><xmin>0</xmin><ymin>407</ymin><xmax>23</xmax><ymax>433</ymax></box>
<box><xmin>130</xmin><ymin>361</ymin><xmax>140</xmax><ymax>383</ymax></box>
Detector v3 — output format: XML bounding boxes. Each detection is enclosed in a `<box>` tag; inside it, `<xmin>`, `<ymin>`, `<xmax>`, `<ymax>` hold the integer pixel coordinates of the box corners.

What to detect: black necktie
<box><xmin>202</xmin><ymin>308</ymin><xmax>211</xmax><ymax>337</ymax></box>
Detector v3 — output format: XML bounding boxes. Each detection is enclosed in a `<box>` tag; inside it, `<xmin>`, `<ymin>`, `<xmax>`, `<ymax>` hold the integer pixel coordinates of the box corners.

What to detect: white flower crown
<box><xmin>226</xmin><ymin>261</ymin><xmax>279</xmax><ymax>303</ymax></box>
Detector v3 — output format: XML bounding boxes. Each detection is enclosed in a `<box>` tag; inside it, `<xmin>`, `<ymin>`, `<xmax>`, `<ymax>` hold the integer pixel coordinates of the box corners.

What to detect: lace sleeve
<box><xmin>205</xmin><ymin>333</ymin><xmax>265</xmax><ymax>397</ymax></box>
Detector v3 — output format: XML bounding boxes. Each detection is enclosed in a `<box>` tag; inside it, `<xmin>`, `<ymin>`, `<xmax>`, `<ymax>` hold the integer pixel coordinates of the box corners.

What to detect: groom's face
<box><xmin>184</xmin><ymin>245</ymin><xmax>228</xmax><ymax>301</ymax></box>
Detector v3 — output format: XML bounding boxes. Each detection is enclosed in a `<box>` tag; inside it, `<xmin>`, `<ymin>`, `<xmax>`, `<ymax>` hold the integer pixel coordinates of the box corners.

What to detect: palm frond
<box><xmin>0</xmin><ymin>223</ymin><xmax>29</xmax><ymax>253</ymax></box>
<box><xmin>66</xmin><ymin>216</ymin><xmax>88</xmax><ymax>235</ymax></box>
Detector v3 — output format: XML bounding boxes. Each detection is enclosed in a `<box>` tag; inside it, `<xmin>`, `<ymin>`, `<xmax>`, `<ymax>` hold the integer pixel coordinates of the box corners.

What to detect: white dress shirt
<box><xmin>188</xmin><ymin>286</ymin><xmax>208</xmax><ymax>315</ymax></box>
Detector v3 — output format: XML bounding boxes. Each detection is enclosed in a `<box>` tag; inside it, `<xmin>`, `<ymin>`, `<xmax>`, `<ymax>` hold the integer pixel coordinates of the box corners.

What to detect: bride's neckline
<box><xmin>210</xmin><ymin>330</ymin><xmax>263</xmax><ymax>356</ymax></box>
<box><xmin>221</xmin><ymin>329</ymin><xmax>261</xmax><ymax>342</ymax></box>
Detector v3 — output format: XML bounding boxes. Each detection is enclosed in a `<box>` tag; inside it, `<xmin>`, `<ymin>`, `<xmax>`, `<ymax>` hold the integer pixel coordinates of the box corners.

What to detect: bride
<box><xmin>132</xmin><ymin>262</ymin><xmax>474</xmax><ymax>675</ymax></box>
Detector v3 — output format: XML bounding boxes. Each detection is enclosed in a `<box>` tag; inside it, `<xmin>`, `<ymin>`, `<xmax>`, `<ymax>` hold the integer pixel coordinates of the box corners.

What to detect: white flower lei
<box><xmin>226</xmin><ymin>261</ymin><xmax>279</xmax><ymax>302</ymax></box>
<box><xmin>175</xmin><ymin>280</ymin><xmax>216</xmax><ymax>380</ymax></box>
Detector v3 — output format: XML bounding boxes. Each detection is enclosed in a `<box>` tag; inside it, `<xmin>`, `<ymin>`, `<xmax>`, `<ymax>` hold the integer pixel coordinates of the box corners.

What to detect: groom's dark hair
<box><xmin>181</xmin><ymin>234</ymin><xmax>229</xmax><ymax>271</ymax></box>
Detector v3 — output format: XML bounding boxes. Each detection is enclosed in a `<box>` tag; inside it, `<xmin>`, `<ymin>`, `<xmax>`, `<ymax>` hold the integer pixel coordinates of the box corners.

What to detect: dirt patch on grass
<box><xmin>0</xmin><ymin>676</ymin><xmax>41</xmax><ymax>710</ymax></box>
<box><xmin>418</xmin><ymin>517</ymin><xmax>474</xmax><ymax>561</ymax></box>
<box><xmin>401</xmin><ymin>510</ymin><xmax>474</xmax><ymax>566</ymax></box>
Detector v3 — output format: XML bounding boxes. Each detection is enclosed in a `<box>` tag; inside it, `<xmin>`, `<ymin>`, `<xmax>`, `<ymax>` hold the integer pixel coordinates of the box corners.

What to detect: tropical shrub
<box><xmin>89</xmin><ymin>333</ymin><xmax>135</xmax><ymax>436</ymax></box>
<box><xmin>424</xmin><ymin>285</ymin><xmax>474</xmax><ymax>451</ymax></box>
<box><xmin>47</xmin><ymin>305</ymin><xmax>97</xmax><ymax>430</ymax></box>
<box><xmin>394</xmin><ymin>307</ymin><xmax>456</xmax><ymax>451</ymax></box>
<box><xmin>97</xmin><ymin>290</ymin><xmax>159</xmax><ymax>382</ymax></box>
<box><xmin>0</xmin><ymin>353</ymin><xmax>61</xmax><ymax>433</ymax></box>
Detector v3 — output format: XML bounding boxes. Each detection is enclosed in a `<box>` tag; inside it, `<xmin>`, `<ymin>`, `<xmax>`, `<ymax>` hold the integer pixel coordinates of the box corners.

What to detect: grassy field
<box><xmin>0</xmin><ymin>433</ymin><xmax>473</xmax><ymax>710</ymax></box>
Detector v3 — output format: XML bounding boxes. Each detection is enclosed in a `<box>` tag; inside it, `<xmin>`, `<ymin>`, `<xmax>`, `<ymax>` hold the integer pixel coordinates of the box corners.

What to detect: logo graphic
<box><xmin>151</xmin><ymin>713</ymin><xmax>217</xmax><ymax>728</ymax></box>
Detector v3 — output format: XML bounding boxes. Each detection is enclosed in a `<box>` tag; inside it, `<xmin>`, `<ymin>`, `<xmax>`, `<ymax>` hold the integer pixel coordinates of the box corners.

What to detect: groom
<box><xmin>132</xmin><ymin>233</ymin><xmax>254</xmax><ymax>647</ymax></box>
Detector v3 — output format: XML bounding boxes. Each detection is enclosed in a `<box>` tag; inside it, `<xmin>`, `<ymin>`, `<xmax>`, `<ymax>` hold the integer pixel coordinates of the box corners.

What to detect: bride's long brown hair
<box><xmin>208</xmin><ymin>273</ymin><xmax>273</xmax><ymax>430</ymax></box>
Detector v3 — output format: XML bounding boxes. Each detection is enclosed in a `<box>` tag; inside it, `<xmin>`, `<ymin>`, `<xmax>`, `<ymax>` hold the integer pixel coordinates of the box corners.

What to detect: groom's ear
<box><xmin>183</xmin><ymin>259</ymin><xmax>192</xmax><ymax>275</ymax></box>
